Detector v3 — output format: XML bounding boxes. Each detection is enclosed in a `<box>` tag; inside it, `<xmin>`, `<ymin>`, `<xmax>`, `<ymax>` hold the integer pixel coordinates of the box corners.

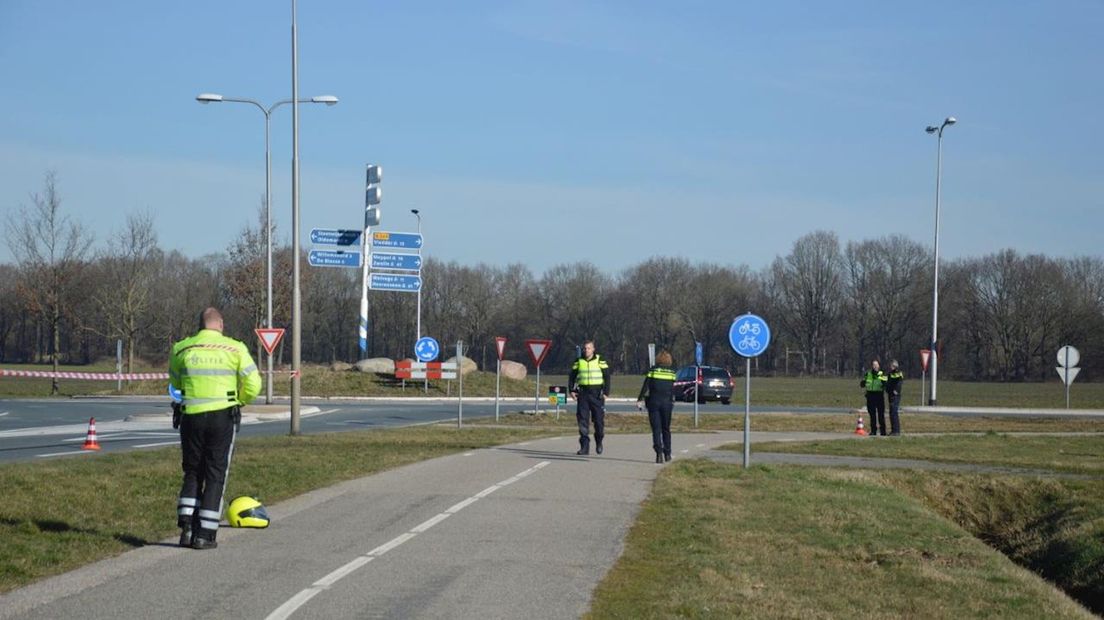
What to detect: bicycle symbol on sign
<box><xmin>737</xmin><ymin>320</ymin><xmax>761</xmax><ymax>336</ymax></box>
<box><xmin>737</xmin><ymin>335</ymin><xmax>760</xmax><ymax>352</ymax></box>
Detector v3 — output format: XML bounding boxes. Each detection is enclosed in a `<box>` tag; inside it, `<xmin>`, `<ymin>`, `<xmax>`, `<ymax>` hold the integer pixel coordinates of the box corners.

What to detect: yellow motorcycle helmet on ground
<box><xmin>227</xmin><ymin>496</ymin><xmax>270</xmax><ymax>528</ymax></box>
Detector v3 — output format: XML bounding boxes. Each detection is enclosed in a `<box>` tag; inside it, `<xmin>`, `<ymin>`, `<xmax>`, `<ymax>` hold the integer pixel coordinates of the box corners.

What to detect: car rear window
<box><xmin>702</xmin><ymin>369</ymin><xmax>729</xmax><ymax>379</ymax></box>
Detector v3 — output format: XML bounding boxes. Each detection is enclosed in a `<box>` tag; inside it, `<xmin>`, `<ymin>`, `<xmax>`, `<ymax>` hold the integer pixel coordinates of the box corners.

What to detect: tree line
<box><xmin>4</xmin><ymin>173</ymin><xmax>1102</xmax><ymax>388</ymax></box>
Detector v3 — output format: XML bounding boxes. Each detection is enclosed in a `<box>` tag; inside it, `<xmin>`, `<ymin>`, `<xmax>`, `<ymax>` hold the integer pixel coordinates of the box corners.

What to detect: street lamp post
<box><xmin>195</xmin><ymin>92</ymin><xmax>337</xmax><ymax>405</ymax></box>
<box><xmin>925</xmin><ymin>116</ymin><xmax>956</xmax><ymax>406</ymax></box>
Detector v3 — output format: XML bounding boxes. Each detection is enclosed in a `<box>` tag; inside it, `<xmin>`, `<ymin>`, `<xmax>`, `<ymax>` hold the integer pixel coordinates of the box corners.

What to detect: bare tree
<box><xmin>5</xmin><ymin>171</ymin><xmax>93</xmax><ymax>393</ymax></box>
<box><xmin>767</xmin><ymin>231</ymin><xmax>844</xmax><ymax>374</ymax></box>
<box><xmin>89</xmin><ymin>211</ymin><xmax>161</xmax><ymax>372</ymax></box>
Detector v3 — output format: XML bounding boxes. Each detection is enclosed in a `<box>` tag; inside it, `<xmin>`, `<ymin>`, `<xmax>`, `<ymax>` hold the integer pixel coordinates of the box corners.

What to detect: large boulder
<box><xmin>355</xmin><ymin>358</ymin><xmax>395</xmax><ymax>374</ymax></box>
<box><xmin>330</xmin><ymin>361</ymin><xmax>353</xmax><ymax>372</ymax></box>
<box><xmin>499</xmin><ymin>360</ymin><xmax>527</xmax><ymax>381</ymax></box>
<box><xmin>445</xmin><ymin>355</ymin><xmax>478</xmax><ymax>376</ymax></box>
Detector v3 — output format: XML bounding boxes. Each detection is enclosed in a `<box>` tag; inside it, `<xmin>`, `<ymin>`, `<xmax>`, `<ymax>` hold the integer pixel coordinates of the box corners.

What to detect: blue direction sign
<box><xmin>371</xmin><ymin>231</ymin><xmax>423</xmax><ymax>250</ymax></box>
<box><xmin>415</xmin><ymin>336</ymin><xmax>440</xmax><ymax>362</ymax></box>
<box><xmin>310</xmin><ymin>228</ymin><xmax>362</xmax><ymax>246</ymax></box>
<box><xmin>308</xmin><ymin>249</ymin><xmax>362</xmax><ymax>268</ymax></box>
<box><xmin>695</xmin><ymin>341</ymin><xmax>703</xmax><ymax>366</ymax></box>
<box><xmin>371</xmin><ymin>252</ymin><xmax>423</xmax><ymax>271</ymax></box>
<box><xmin>369</xmin><ymin>272</ymin><xmax>422</xmax><ymax>292</ymax></box>
<box><xmin>729</xmin><ymin>314</ymin><xmax>771</xmax><ymax>358</ymax></box>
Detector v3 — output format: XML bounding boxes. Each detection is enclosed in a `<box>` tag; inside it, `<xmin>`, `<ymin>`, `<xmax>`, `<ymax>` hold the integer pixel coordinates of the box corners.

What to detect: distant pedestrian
<box><xmin>860</xmin><ymin>359</ymin><xmax>887</xmax><ymax>436</ymax></box>
<box><xmin>169</xmin><ymin>308</ymin><xmax>261</xmax><ymax>549</ymax></box>
<box><xmin>885</xmin><ymin>359</ymin><xmax>904</xmax><ymax>436</ymax></box>
<box><xmin>637</xmin><ymin>350</ymin><xmax>677</xmax><ymax>463</ymax></box>
<box><xmin>569</xmin><ymin>340</ymin><xmax>611</xmax><ymax>455</ymax></box>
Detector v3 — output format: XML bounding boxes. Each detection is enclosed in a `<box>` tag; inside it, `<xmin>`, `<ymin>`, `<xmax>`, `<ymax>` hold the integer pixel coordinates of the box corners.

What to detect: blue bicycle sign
<box><xmin>728</xmin><ymin>314</ymin><xmax>771</xmax><ymax>358</ymax></box>
<box><xmin>414</xmin><ymin>336</ymin><xmax>440</xmax><ymax>362</ymax></box>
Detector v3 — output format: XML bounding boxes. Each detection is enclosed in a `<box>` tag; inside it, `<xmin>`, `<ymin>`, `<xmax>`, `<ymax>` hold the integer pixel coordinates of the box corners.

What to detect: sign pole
<box><xmin>495</xmin><ymin>358</ymin><xmax>501</xmax><ymax>422</ymax></box>
<box><xmin>535</xmin><ymin>364</ymin><xmax>541</xmax><ymax>414</ymax></box>
<box><xmin>921</xmin><ymin>369</ymin><xmax>926</xmax><ymax>408</ymax></box>
<box><xmin>457</xmin><ymin>341</ymin><xmax>463</xmax><ymax>428</ymax></box>
<box><xmin>116</xmin><ymin>339</ymin><xmax>123</xmax><ymax>392</ymax></box>
<box><xmin>1065</xmin><ymin>347</ymin><xmax>1071</xmax><ymax>409</ymax></box>
<box><xmin>744</xmin><ymin>357</ymin><xmax>751</xmax><ymax>468</ymax></box>
<box><xmin>694</xmin><ymin>365</ymin><xmax>699</xmax><ymax>428</ymax></box>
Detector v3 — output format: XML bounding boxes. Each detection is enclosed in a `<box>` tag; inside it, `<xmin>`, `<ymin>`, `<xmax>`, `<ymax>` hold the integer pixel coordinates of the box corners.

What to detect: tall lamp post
<box><xmin>925</xmin><ymin>116</ymin><xmax>956</xmax><ymax>406</ymax></box>
<box><xmin>195</xmin><ymin>92</ymin><xmax>338</xmax><ymax>404</ymax></box>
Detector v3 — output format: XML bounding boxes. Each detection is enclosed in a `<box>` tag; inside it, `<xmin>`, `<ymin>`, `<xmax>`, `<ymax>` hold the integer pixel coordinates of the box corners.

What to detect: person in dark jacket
<box><xmin>637</xmin><ymin>350</ymin><xmax>677</xmax><ymax>463</ymax></box>
<box><xmin>885</xmin><ymin>359</ymin><xmax>904</xmax><ymax>436</ymax></box>
<box><xmin>569</xmin><ymin>340</ymin><xmax>611</xmax><ymax>455</ymax></box>
<box><xmin>860</xmin><ymin>359</ymin><xmax>887</xmax><ymax>436</ymax></box>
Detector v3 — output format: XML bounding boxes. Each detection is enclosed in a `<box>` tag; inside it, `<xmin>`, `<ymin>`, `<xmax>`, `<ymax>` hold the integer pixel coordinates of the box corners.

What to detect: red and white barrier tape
<box><xmin>1</xmin><ymin>368</ymin><xmax>301</xmax><ymax>380</ymax></box>
<box><xmin>0</xmin><ymin>369</ymin><xmax>170</xmax><ymax>381</ymax></box>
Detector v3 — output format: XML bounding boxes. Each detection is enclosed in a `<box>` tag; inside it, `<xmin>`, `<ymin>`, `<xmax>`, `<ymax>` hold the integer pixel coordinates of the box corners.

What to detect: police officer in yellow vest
<box><xmin>637</xmin><ymin>350</ymin><xmax>677</xmax><ymax>463</ymax></box>
<box><xmin>860</xmin><ymin>358</ymin><xmax>888</xmax><ymax>437</ymax></box>
<box><xmin>169</xmin><ymin>308</ymin><xmax>261</xmax><ymax>549</ymax></box>
<box><xmin>569</xmin><ymin>340</ymin><xmax>611</xmax><ymax>455</ymax></box>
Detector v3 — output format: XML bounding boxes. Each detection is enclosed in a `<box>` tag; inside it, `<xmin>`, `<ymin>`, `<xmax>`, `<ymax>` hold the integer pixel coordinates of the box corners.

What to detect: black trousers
<box><xmin>865</xmin><ymin>391</ymin><xmax>886</xmax><ymax>435</ymax></box>
<box><xmin>178</xmin><ymin>408</ymin><xmax>236</xmax><ymax>541</ymax></box>
<box><xmin>888</xmin><ymin>391</ymin><xmax>901</xmax><ymax>435</ymax></box>
<box><xmin>647</xmin><ymin>399</ymin><xmax>673</xmax><ymax>455</ymax></box>
<box><xmin>576</xmin><ymin>389</ymin><xmax>605</xmax><ymax>450</ymax></box>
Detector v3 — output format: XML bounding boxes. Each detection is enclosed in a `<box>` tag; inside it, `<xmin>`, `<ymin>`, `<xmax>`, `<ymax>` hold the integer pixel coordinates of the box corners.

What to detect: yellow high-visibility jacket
<box><xmin>170</xmin><ymin>329</ymin><xmax>261</xmax><ymax>414</ymax></box>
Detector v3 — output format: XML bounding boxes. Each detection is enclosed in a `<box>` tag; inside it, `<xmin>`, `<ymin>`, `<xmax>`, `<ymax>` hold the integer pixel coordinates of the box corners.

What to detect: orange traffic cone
<box><xmin>82</xmin><ymin>417</ymin><xmax>102</xmax><ymax>450</ymax></box>
<box><xmin>854</xmin><ymin>410</ymin><xmax>868</xmax><ymax>436</ymax></box>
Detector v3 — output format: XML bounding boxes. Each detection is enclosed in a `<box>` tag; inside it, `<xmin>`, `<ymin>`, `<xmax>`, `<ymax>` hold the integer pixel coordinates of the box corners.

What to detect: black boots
<box><xmin>664</xmin><ymin>452</ymin><xmax>672</xmax><ymax>462</ymax></box>
<box><xmin>596</xmin><ymin>441</ymin><xmax>603</xmax><ymax>455</ymax></box>
<box><xmin>655</xmin><ymin>452</ymin><xmax>663</xmax><ymax>464</ymax></box>
<box><xmin>179</xmin><ymin>529</ymin><xmax>193</xmax><ymax>548</ymax></box>
<box><xmin>191</xmin><ymin>536</ymin><xmax>218</xmax><ymax>550</ymax></box>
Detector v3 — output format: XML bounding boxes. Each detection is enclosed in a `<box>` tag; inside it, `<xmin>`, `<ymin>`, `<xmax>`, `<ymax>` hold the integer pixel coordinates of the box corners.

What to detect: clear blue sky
<box><xmin>2</xmin><ymin>1</ymin><xmax>1101</xmax><ymax>272</ymax></box>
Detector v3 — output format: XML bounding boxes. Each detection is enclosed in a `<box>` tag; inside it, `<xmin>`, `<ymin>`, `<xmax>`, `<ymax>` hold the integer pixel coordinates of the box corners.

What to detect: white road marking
<box><xmin>0</xmin><ymin>412</ymin><xmax>9</xmax><ymax>417</ymax></box>
<box><xmin>36</xmin><ymin>450</ymin><xmax>97</xmax><ymax>458</ymax></box>
<box><xmin>696</xmin><ymin>443</ymin><xmax>706</xmax><ymax>448</ymax></box>
<box><xmin>410</xmin><ymin>513</ymin><xmax>450</xmax><ymax>533</ymax></box>
<box><xmin>134</xmin><ymin>441</ymin><xmax>179</xmax><ymax>449</ymax></box>
<box><xmin>462</xmin><ymin>452</ymin><xmax>474</xmax><ymax>457</ymax></box>
<box><xmin>265</xmin><ymin>460</ymin><xmax>552</xmax><ymax>620</ymax></box>
<box><xmin>680</xmin><ymin>449</ymin><xmax>690</xmax><ymax>453</ymax></box>
<box><xmin>518</xmin><ymin>441</ymin><xmax>531</xmax><ymax>446</ymax></box>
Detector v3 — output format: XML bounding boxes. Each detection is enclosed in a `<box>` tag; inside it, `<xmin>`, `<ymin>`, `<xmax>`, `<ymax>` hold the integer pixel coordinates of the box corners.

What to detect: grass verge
<box><xmin>587</xmin><ymin>461</ymin><xmax>1096</xmax><ymax>619</ymax></box>
<box><xmin>751</xmin><ymin>434</ymin><xmax>1104</xmax><ymax>475</ymax></box>
<box><xmin>473</xmin><ymin>411</ymin><xmax>1104</xmax><ymax>434</ymax></box>
<box><xmin>0</xmin><ymin>425</ymin><xmax>552</xmax><ymax>594</ymax></box>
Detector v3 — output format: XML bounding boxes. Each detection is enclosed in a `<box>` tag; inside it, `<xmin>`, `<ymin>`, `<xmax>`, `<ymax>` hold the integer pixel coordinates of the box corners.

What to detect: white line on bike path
<box><xmin>264</xmin><ymin>460</ymin><xmax>552</xmax><ymax>620</ymax></box>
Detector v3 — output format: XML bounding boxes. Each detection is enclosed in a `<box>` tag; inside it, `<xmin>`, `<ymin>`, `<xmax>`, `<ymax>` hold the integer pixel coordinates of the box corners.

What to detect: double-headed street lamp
<box><xmin>925</xmin><ymin>116</ymin><xmax>956</xmax><ymax>406</ymax></box>
<box><xmin>196</xmin><ymin>92</ymin><xmax>338</xmax><ymax>404</ymax></box>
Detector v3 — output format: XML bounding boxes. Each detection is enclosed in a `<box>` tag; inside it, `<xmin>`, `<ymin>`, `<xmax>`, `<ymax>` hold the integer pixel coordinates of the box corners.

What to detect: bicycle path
<box><xmin>0</xmin><ymin>431</ymin><xmax>744</xmax><ymax>620</ymax></box>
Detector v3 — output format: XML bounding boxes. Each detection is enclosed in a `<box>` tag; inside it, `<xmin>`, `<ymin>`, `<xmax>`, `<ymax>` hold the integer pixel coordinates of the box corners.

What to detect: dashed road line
<box><xmin>265</xmin><ymin>460</ymin><xmax>551</xmax><ymax>620</ymax></box>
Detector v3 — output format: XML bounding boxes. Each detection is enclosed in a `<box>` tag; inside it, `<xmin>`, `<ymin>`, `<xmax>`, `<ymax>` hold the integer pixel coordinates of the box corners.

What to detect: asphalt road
<box><xmin>0</xmin><ymin>397</ymin><xmax>840</xmax><ymax>464</ymax></box>
<box><xmin>2</xmin><ymin>396</ymin><xmax>1101</xmax><ymax>464</ymax></box>
<box><xmin>0</xmin><ymin>430</ymin><xmax>747</xmax><ymax>620</ymax></box>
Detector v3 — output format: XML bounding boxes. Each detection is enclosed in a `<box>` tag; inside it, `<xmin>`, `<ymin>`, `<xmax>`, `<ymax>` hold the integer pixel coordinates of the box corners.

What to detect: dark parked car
<box><xmin>673</xmin><ymin>366</ymin><xmax>733</xmax><ymax>404</ymax></box>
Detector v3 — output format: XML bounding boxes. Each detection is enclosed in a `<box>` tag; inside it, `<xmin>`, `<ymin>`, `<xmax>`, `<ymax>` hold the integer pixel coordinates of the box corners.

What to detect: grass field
<box><xmin>587</xmin><ymin>460</ymin><xmax>1098</xmax><ymax>619</ymax></box>
<box><xmin>2</xmin><ymin>362</ymin><xmax>1103</xmax><ymax>409</ymax></box>
<box><xmin>751</xmin><ymin>433</ymin><xmax>1104</xmax><ymax>475</ymax></box>
<box><xmin>473</xmin><ymin>411</ymin><xmax>1104</xmax><ymax>435</ymax></box>
<box><xmin>0</xmin><ymin>425</ymin><xmax>553</xmax><ymax>594</ymax></box>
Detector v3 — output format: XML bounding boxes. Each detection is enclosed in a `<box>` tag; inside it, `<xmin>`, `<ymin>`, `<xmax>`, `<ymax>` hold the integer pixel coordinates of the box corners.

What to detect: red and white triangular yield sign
<box><xmin>495</xmin><ymin>336</ymin><xmax>507</xmax><ymax>361</ymax></box>
<box><xmin>255</xmin><ymin>328</ymin><xmax>286</xmax><ymax>356</ymax></box>
<box><xmin>524</xmin><ymin>339</ymin><xmax>552</xmax><ymax>368</ymax></box>
<box><xmin>919</xmin><ymin>349</ymin><xmax>931</xmax><ymax>372</ymax></box>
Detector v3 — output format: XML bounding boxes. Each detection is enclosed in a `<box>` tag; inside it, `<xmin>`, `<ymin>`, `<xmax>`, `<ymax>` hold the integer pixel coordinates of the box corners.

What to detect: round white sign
<box><xmin>1056</xmin><ymin>345</ymin><xmax>1080</xmax><ymax>367</ymax></box>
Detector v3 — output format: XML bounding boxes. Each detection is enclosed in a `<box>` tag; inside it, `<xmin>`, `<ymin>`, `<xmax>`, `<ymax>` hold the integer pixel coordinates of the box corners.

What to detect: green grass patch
<box><xmin>541</xmin><ymin>374</ymin><xmax>1104</xmax><ymax>409</ymax></box>
<box><xmin>752</xmin><ymin>434</ymin><xmax>1104</xmax><ymax>475</ymax></box>
<box><xmin>5</xmin><ymin>363</ymin><xmax>1104</xmax><ymax>408</ymax></box>
<box><xmin>474</xmin><ymin>411</ymin><xmax>1104</xmax><ymax>435</ymax></box>
<box><xmin>587</xmin><ymin>461</ymin><xmax>1095</xmax><ymax>619</ymax></box>
<box><xmin>0</xmin><ymin>425</ymin><xmax>552</xmax><ymax>594</ymax></box>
